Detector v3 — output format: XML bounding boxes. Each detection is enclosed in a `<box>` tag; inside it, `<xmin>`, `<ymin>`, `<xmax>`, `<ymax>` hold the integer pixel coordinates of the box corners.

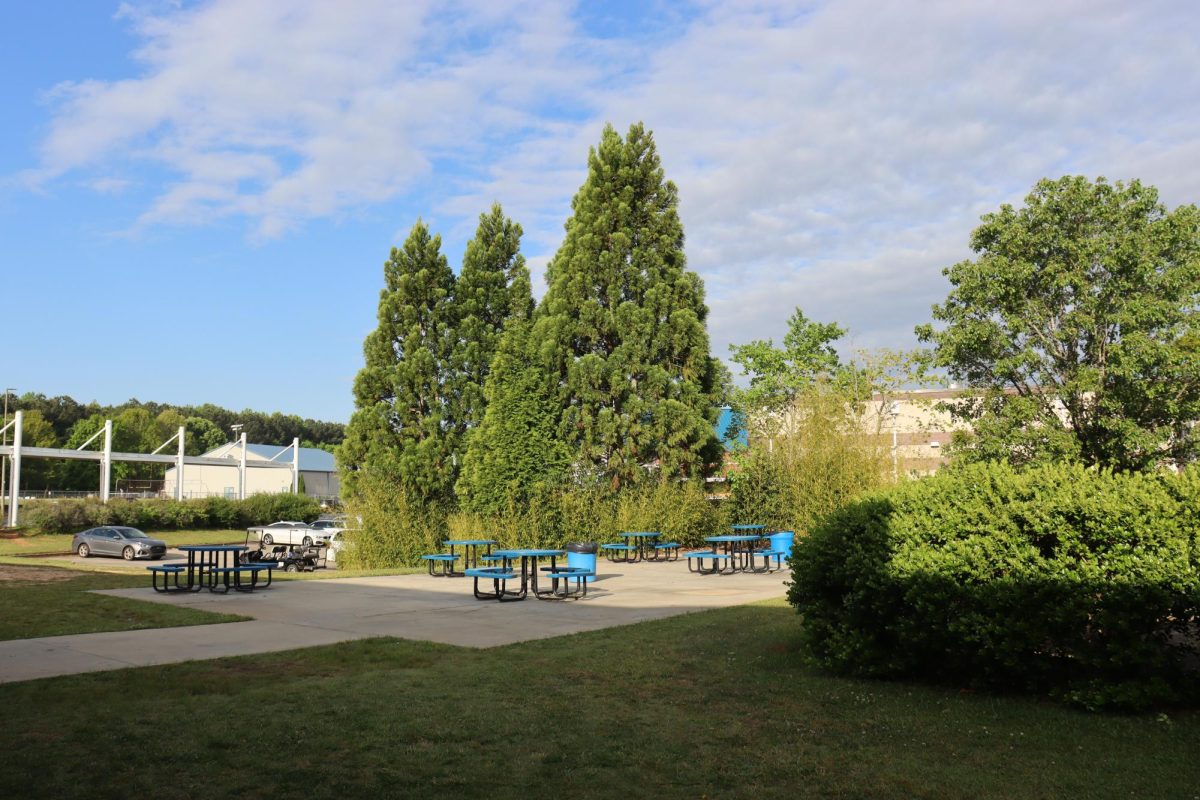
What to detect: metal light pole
<box><xmin>1</xmin><ymin>388</ymin><xmax>12</xmax><ymax>520</ymax></box>
<box><xmin>887</xmin><ymin>401</ymin><xmax>900</xmax><ymax>482</ymax></box>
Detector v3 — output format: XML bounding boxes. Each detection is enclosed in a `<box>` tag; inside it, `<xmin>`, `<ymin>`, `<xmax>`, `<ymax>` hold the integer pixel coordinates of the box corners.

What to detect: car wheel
<box><xmin>77</xmin><ymin>543</ymin><xmax>90</xmax><ymax>558</ymax></box>
<box><xmin>301</xmin><ymin>536</ymin><xmax>313</xmax><ymax>547</ymax></box>
<box><xmin>122</xmin><ymin>546</ymin><xmax>135</xmax><ymax>561</ymax></box>
<box><xmin>285</xmin><ymin>563</ymin><xmax>300</xmax><ymax>573</ymax></box>
<box><xmin>262</xmin><ymin>534</ymin><xmax>274</xmax><ymax>545</ymax></box>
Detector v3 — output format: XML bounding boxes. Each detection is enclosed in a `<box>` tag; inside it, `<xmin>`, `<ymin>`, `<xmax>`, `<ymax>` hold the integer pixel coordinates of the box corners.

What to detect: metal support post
<box><xmin>238</xmin><ymin>432</ymin><xmax>247</xmax><ymax>500</ymax></box>
<box><xmin>176</xmin><ymin>425</ymin><xmax>185</xmax><ymax>501</ymax></box>
<box><xmin>7</xmin><ymin>411</ymin><xmax>22</xmax><ymax>528</ymax></box>
<box><xmin>292</xmin><ymin>437</ymin><xmax>300</xmax><ymax>494</ymax></box>
<box><xmin>101</xmin><ymin>419</ymin><xmax>112</xmax><ymax>502</ymax></box>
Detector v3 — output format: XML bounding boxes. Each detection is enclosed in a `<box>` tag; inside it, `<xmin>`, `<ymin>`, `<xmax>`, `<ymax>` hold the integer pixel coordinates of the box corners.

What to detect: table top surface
<box><xmin>178</xmin><ymin>544</ymin><xmax>248</xmax><ymax>552</ymax></box>
<box><xmin>443</xmin><ymin>539</ymin><xmax>498</xmax><ymax>546</ymax></box>
<box><xmin>619</xmin><ymin>532</ymin><xmax>661</xmax><ymax>538</ymax></box>
<box><xmin>730</xmin><ymin>524</ymin><xmax>766</xmax><ymax>531</ymax></box>
<box><xmin>705</xmin><ymin>535</ymin><xmax>763</xmax><ymax>543</ymax></box>
<box><xmin>491</xmin><ymin>548</ymin><xmax>563</xmax><ymax>557</ymax></box>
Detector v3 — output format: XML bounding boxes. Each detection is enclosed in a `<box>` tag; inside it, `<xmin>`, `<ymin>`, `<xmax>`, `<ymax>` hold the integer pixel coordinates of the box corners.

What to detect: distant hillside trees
<box><xmin>6</xmin><ymin>392</ymin><xmax>345</xmax><ymax>491</ymax></box>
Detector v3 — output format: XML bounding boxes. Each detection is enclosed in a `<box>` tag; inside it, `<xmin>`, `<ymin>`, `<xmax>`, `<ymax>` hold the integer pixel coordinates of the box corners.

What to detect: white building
<box><xmin>162</xmin><ymin>442</ymin><xmax>339</xmax><ymax>499</ymax></box>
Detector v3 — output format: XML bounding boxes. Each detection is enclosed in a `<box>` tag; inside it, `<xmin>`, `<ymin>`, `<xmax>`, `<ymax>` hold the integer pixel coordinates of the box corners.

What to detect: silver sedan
<box><xmin>72</xmin><ymin>526</ymin><xmax>168</xmax><ymax>561</ymax></box>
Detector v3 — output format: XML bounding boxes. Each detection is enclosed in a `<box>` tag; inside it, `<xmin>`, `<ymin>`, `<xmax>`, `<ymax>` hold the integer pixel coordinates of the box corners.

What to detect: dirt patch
<box><xmin>0</xmin><ymin>565</ymin><xmax>79</xmax><ymax>584</ymax></box>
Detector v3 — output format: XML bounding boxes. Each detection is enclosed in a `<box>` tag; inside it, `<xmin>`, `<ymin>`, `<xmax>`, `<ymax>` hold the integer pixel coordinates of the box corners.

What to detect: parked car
<box><xmin>326</xmin><ymin>529</ymin><xmax>345</xmax><ymax>564</ymax></box>
<box><xmin>73</xmin><ymin>527</ymin><xmax>167</xmax><ymax>561</ymax></box>
<box><xmin>309</xmin><ymin>518</ymin><xmax>344</xmax><ymax>537</ymax></box>
<box><xmin>247</xmin><ymin>520</ymin><xmax>327</xmax><ymax>547</ymax></box>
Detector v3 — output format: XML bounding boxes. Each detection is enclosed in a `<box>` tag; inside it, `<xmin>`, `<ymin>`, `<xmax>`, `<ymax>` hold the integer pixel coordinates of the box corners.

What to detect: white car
<box><xmin>247</xmin><ymin>520</ymin><xmax>327</xmax><ymax>547</ymax></box>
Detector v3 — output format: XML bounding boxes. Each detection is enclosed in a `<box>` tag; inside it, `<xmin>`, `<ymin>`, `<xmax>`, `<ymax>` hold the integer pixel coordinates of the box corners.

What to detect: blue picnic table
<box><xmin>468</xmin><ymin>548</ymin><xmax>564</xmax><ymax>600</ymax></box>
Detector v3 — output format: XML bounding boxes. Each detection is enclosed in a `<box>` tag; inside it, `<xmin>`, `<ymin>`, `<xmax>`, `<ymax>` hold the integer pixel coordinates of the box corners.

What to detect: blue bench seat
<box><xmin>422</xmin><ymin>553</ymin><xmax>460</xmax><ymax>577</ymax></box>
<box><xmin>209</xmin><ymin>564</ymin><xmax>274</xmax><ymax>593</ymax></box>
<box><xmin>537</xmin><ymin>567</ymin><xmax>596</xmax><ymax>600</ymax></box>
<box><xmin>147</xmin><ymin>564</ymin><xmax>187</xmax><ymax>593</ymax></box>
<box><xmin>465</xmin><ymin>567</ymin><xmax>525</xmax><ymax>602</ymax></box>
<box><xmin>686</xmin><ymin>550</ymin><xmax>733</xmax><ymax>575</ymax></box>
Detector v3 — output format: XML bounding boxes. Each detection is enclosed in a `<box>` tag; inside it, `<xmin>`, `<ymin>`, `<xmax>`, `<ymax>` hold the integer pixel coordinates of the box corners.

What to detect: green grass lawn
<box><xmin>0</xmin><ymin>528</ymin><xmax>244</xmax><ymax>556</ymax></box>
<box><xmin>0</xmin><ymin>599</ymin><xmax>1196</xmax><ymax>799</ymax></box>
<box><xmin>0</xmin><ymin>567</ymin><xmax>245</xmax><ymax>640</ymax></box>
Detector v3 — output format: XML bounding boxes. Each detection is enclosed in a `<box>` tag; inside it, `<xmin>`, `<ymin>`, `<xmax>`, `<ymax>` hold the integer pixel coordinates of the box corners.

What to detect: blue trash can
<box><xmin>768</xmin><ymin>531</ymin><xmax>795</xmax><ymax>562</ymax></box>
<box><xmin>566</xmin><ymin>542</ymin><xmax>598</xmax><ymax>583</ymax></box>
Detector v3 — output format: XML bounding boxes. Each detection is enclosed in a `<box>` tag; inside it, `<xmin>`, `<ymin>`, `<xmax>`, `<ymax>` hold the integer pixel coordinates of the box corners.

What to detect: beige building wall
<box><xmin>162</xmin><ymin>442</ymin><xmax>294</xmax><ymax>499</ymax></box>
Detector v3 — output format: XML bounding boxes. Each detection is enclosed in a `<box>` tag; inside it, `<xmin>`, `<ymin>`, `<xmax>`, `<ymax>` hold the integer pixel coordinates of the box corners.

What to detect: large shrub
<box><xmin>789</xmin><ymin>462</ymin><xmax>1200</xmax><ymax>710</ymax></box>
<box><xmin>729</xmin><ymin>386</ymin><xmax>891</xmax><ymax>533</ymax></box>
<box><xmin>447</xmin><ymin>479</ymin><xmax>725</xmax><ymax>555</ymax></box>
<box><xmin>19</xmin><ymin>494</ymin><xmax>322</xmax><ymax>534</ymax></box>
<box><xmin>339</xmin><ymin>468</ymin><xmax>448</xmax><ymax>568</ymax></box>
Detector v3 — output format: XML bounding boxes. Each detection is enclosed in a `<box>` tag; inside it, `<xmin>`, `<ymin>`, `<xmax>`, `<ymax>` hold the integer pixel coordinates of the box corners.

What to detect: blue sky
<box><xmin>4</xmin><ymin>0</ymin><xmax>1199</xmax><ymax>423</ymax></box>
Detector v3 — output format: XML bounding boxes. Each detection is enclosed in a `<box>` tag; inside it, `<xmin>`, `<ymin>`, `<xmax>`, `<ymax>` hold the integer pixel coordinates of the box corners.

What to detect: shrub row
<box><xmin>788</xmin><ymin>461</ymin><xmax>1200</xmax><ymax>710</ymax></box>
<box><xmin>19</xmin><ymin>494</ymin><xmax>324</xmax><ymax>535</ymax></box>
<box><xmin>337</xmin><ymin>470</ymin><xmax>728</xmax><ymax>569</ymax></box>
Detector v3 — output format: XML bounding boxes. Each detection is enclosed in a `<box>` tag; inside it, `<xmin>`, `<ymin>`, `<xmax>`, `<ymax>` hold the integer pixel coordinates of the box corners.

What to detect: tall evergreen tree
<box><xmin>534</xmin><ymin>123</ymin><xmax>720</xmax><ymax>487</ymax></box>
<box><xmin>451</xmin><ymin>203</ymin><xmax>534</xmax><ymax>437</ymax></box>
<box><xmin>456</xmin><ymin>320</ymin><xmax>571</xmax><ymax>513</ymax></box>
<box><xmin>340</xmin><ymin>221</ymin><xmax>459</xmax><ymax>499</ymax></box>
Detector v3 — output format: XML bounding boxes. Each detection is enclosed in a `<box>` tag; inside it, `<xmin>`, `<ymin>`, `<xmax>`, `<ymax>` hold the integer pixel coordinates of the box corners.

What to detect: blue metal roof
<box><xmin>716</xmin><ymin>407</ymin><xmax>748</xmax><ymax>451</ymax></box>
<box><xmin>243</xmin><ymin>443</ymin><xmax>336</xmax><ymax>472</ymax></box>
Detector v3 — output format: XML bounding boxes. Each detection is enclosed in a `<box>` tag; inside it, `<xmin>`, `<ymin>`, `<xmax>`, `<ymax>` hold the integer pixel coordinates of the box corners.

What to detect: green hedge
<box><xmin>18</xmin><ymin>494</ymin><xmax>323</xmax><ymax>534</ymax></box>
<box><xmin>788</xmin><ymin>462</ymin><xmax>1200</xmax><ymax>710</ymax></box>
<box><xmin>338</xmin><ymin>470</ymin><xmax>727</xmax><ymax>569</ymax></box>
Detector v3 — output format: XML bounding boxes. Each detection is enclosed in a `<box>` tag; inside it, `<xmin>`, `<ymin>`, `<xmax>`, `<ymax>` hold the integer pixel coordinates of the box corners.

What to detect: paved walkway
<box><xmin>0</xmin><ymin>562</ymin><xmax>789</xmax><ymax>684</ymax></box>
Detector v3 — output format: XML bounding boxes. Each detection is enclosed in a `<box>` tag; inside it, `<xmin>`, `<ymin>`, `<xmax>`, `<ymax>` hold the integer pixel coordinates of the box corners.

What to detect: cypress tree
<box><xmin>456</xmin><ymin>320</ymin><xmax>571</xmax><ymax>513</ymax></box>
<box><xmin>339</xmin><ymin>220</ymin><xmax>459</xmax><ymax>500</ymax></box>
<box><xmin>534</xmin><ymin>122</ymin><xmax>720</xmax><ymax>487</ymax></box>
<box><xmin>451</xmin><ymin>203</ymin><xmax>534</xmax><ymax>437</ymax></box>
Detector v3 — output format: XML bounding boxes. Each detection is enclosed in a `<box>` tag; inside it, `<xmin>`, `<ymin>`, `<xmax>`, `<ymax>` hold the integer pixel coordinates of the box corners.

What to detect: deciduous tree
<box><xmin>916</xmin><ymin>176</ymin><xmax>1200</xmax><ymax>470</ymax></box>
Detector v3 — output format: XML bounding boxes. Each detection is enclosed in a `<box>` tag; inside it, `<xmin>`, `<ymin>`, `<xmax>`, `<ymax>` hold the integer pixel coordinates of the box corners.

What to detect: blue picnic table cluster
<box><xmin>417</xmin><ymin>525</ymin><xmax>794</xmax><ymax>602</ymax></box>
<box><xmin>685</xmin><ymin>525</ymin><xmax>794</xmax><ymax>575</ymax></box>
<box><xmin>147</xmin><ymin>544</ymin><xmax>277</xmax><ymax>594</ymax></box>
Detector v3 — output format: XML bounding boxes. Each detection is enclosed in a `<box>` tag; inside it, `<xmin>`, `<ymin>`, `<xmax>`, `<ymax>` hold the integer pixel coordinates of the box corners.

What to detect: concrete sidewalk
<box><xmin>0</xmin><ymin>561</ymin><xmax>789</xmax><ymax>684</ymax></box>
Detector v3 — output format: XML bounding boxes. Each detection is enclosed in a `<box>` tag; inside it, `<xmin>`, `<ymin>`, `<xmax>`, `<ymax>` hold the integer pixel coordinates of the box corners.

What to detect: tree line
<box><xmin>5</xmin><ymin>393</ymin><xmax>344</xmax><ymax>490</ymax></box>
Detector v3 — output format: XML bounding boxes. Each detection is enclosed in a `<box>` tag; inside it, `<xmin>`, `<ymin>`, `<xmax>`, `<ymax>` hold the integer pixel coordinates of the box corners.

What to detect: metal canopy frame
<box><xmin>0</xmin><ymin>411</ymin><xmax>300</xmax><ymax>528</ymax></box>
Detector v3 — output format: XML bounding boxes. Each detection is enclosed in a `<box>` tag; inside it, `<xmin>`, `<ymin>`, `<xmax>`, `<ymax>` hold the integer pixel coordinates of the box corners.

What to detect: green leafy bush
<box><xmin>18</xmin><ymin>494</ymin><xmax>322</xmax><ymax>534</ymax></box>
<box><xmin>447</xmin><ymin>479</ymin><xmax>726</xmax><ymax>555</ymax></box>
<box><xmin>339</xmin><ymin>468</ymin><xmax>448</xmax><ymax>568</ymax></box>
<box><xmin>729</xmin><ymin>386</ymin><xmax>891</xmax><ymax>534</ymax></box>
<box><xmin>789</xmin><ymin>462</ymin><xmax>1200</xmax><ymax>710</ymax></box>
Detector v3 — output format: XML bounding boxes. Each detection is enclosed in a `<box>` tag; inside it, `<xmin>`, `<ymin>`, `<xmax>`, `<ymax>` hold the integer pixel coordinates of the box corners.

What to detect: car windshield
<box><xmin>115</xmin><ymin>528</ymin><xmax>148</xmax><ymax>539</ymax></box>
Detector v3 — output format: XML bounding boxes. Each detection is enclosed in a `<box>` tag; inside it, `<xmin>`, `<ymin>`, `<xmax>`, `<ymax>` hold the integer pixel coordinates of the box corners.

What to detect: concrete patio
<box><xmin>0</xmin><ymin>562</ymin><xmax>789</xmax><ymax>684</ymax></box>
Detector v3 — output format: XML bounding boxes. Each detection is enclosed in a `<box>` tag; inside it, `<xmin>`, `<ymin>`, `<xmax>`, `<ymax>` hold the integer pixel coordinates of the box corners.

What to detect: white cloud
<box><xmin>25</xmin><ymin>0</ymin><xmax>1200</xmax><ymax>363</ymax></box>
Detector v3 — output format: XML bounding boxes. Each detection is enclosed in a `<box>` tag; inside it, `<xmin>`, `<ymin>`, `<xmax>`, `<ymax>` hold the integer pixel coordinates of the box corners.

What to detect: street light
<box><xmin>887</xmin><ymin>400</ymin><xmax>901</xmax><ymax>482</ymax></box>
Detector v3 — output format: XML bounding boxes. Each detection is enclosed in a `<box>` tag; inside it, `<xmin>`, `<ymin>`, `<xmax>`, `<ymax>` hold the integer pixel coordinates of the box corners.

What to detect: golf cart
<box><xmin>240</xmin><ymin>530</ymin><xmax>328</xmax><ymax>572</ymax></box>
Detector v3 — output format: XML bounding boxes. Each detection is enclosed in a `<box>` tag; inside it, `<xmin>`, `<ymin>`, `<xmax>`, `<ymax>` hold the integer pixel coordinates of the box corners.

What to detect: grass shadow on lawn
<box><xmin>0</xmin><ymin>566</ymin><xmax>246</xmax><ymax>641</ymax></box>
<box><xmin>0</xmin><ymin>600</ymin><xmax>1197</xmax><ymax>799</ymax></box>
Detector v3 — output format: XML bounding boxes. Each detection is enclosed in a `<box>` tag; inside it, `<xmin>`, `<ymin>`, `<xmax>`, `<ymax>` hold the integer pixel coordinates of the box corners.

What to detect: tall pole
<box><xmin>101</xmin><ymin>419</ymin><xmax>112</xmax><ymax>502</ymax></box>
<box><xmin>0</xmin><ymin>389</ymin><xmax>10</xmax><ymax>521</ymax></box>
<box><xmin>238</xmin><ymin>432</ymin><xmax>247</xmax><ymax>500</ymax></box>
<box><xmin>176</xmin><ymin>425</ymin><xmax>186</xmax><ymax>501</ymax></box>
<box><xmin>291</xmin><ymin>437</ymin><xmax>300</xmax><ymax>494</ymax></box>
<box><xmin>7</xmin><ymin>411</ymin><xmax>22</xmax><ymax>528</ymax></box>
<box><xmin>889</xmin><ymin>401</ymin><xmax>900</xmax><ymax>482</ymax></box>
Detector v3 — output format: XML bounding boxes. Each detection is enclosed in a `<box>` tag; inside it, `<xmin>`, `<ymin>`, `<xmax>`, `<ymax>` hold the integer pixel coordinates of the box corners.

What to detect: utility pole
<box><xmin>1</xmin><ymin>388</ymin><xmax>12</xmax><ymax>521</ymax></box>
